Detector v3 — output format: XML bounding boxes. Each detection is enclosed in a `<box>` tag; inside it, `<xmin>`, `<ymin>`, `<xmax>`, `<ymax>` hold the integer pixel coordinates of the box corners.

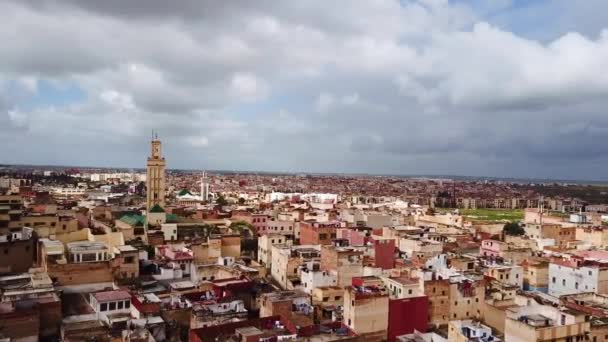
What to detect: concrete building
<box><xmin>448</xmin><ymin>320</ymin><xmax>500</xmax><ymax>342</ymax></box>
<box><xmin>388</xmin><ymin>296</ymin><xmax>429</xmax><ymax>342</ymax></box>
<box><xmin>320</xmin><ymin>245</ymin><xmax>364</xmax><ymax>287</ymax></box>
<box><xmin>504</xmin><ymin>302</ymin><xmax>589</xmax><ymax>341</ymax></box>
<box><xmin>484</xmin><ymin>264</ymin><xmax>524</xmax><ymax>289</ymax></box>
<box><xmin>549</xmin><ymin>252</ymin><xmax>608</xmax><ymax>297</ymax></box>
<box><xmin>90</xmin><ymin>290</ymin><xmax>132</xmax><ymax>314</ymax></box>
<box><xmin>257</xmin><ymin>233</ymin><xmax>288</xmax><ymax>268</ymax></box>
<box><xmin>0</xmin><ymin>227</ymin><xmax>36</xmax><ymax>274</ymax></box>
<box><xmin>398</xmin><ymin>237</ymin><xmax>442</xmax><ymax>259</ymax></box>
<box><xmin>382</xmin><ymin>276</ymin><xmax>423</xmax><ymax>299</ymax></box>
<box><xmin>344</xmin><ymin>281</ymin><xmax>389</xmax><ymax>341</ymax></box>
<box><xmin>299</xmin><ymin>221</ymin><xmax>345</xmax><ymax>245</ymax></box>
<box><xmin>271</xmin><ymin>245</ymin><xmax>320</xmax><ymax>290</ymax></box>
<box><xmin>258</xmin><ymin>290</ymin><xmax>311</xmax><ymax>319</ymax></box>
<box><xmin>522</xmin><ymin>260</ymin><xmax>549</xmax><ymax>293</ymax></box>
<box><xmin>300</xmin><ymin>262</ymin><xmax>337</xmax><ymax>294</ymax></box>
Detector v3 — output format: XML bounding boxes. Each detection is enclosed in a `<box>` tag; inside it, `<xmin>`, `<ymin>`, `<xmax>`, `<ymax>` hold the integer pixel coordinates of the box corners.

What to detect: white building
<box><xmin>258</xmin><ymin>234</ymin><xmax>289</xmax><ymax>267</ymax></box>
<box><xmin>90</xmin><ymin>290</ymin><xmax>131</xmax><ymax>314</ymax></box>
<box><xmin>548</xmin><ymin>259</ymin><xmax>608</xmax><ymax>297</ymax></box>
<box><xmin>300</xmin><ymin>264</ymin><xmax>337</xmax><ymax>294</ymax></box>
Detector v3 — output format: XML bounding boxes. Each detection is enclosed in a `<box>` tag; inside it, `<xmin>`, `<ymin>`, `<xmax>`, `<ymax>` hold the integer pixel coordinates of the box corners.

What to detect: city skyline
<box><xmin>3</xmin><ymin>1</ymin><xmax>608</xmax><ymax>180</ymax></box>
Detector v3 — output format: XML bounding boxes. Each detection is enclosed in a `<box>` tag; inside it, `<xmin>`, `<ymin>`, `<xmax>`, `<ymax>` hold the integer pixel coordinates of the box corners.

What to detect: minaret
<box><xmin>201</xmin><ymin>171</ymin><xmax>209</xmax><ymax>202</ymax></box>
<box><xmin>146</xmin><ymin>132</ymin><xmax>166</xmax><ymax>211</ymax></box>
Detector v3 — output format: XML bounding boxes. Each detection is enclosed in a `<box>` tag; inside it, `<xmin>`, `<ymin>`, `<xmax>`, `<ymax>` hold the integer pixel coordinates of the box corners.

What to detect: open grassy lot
<box><xmin>460</xmin><ymin>208</ymin><xmax>524</xmax><ymax>222</ymax></box>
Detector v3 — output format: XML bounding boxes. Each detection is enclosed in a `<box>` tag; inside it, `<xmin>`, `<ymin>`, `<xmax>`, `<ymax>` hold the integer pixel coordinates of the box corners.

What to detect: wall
<box><xmin>343</xmin><ymin>290</ymin><xmax>389</xmax><ymax>338</ymax></box>
<box><xmin>374</xmin><ymin>238</ymin><xmax>395</xmax><ymax>269</ymax></box>
<box><xmin>387</xmin><ymin>296</ymin><xmax>428</xmax><ymax>342</ymax></box>
<box><xmin>549</xmin><ymin>263</ymin><xmax>600</xmax><ymax>297</ymax></box>
<box><xmin>0</xmin><ymin>238</ymin><xmax>35</xmax><ymax>274</ymax></box>
<box><xmin>47</xmin><ymin>261</ymin><xmax>114</xmax><ymax>285</ymax></box>
<box><xmin>449</xmin><ymin>281</ymin><xmax>484</xmax><ymax>321</ymax></box>
<box><xmin>221</xmin><ymin>235</ymin><xmax>241</xmax><ymax>258</ymax></box>
<box><xmin>424</xmin><ymin>279</ymin><xmax>450</xmax><ymax>325</ymax></box>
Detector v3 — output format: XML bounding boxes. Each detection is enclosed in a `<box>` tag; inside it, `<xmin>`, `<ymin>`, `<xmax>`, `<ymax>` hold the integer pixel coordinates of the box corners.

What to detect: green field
<box><xmin>460</xmin><ymin>209</ymin><xmax>524</xmax><ymax>222</ymax></box>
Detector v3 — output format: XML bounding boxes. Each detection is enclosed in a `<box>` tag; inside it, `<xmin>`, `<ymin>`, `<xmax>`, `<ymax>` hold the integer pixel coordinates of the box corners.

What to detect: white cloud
<box><xmin>2</xmin><ymin>1</ymin><xmax>608</xmax><ymax>178</ymax></box>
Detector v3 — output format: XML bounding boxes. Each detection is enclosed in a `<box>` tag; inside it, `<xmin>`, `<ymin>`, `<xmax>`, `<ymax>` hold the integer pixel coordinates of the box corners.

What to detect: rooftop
<box><xmin>92</xmin><ymin>290</ymin><xmax>131</xmax><ymax>302</ymax></box>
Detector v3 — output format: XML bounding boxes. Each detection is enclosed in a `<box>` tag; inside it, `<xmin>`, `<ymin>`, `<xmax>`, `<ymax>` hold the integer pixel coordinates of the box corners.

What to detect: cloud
<box><xmin>1</xmin><ymin>0</ymin><xmax>608</xmax><ymax>179</ymax></box>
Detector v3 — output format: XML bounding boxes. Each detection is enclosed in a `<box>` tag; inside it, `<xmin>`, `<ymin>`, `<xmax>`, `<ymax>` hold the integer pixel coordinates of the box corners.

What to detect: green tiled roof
<box><xmin>149</xmin><ymin>204</ymin><xmax>165</xmax><ymax>213</ymax></box>
<box><xmin>177</xmin><ymin>189</ymin><xmax>192</xmax><ymax>196</ymax></box>
<box><xmin>119</xmin><ymin>214</ymin><xmax>145</xmax><ymax>226</ymax></box>
<box><xmin>166</xmin><ymin>214</ymin><xmax>179</xmax><ymax>223</ymax></box>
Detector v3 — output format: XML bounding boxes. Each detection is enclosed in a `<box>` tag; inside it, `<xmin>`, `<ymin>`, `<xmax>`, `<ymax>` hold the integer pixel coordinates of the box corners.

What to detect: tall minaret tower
<box><xmin>146</xmin><ymin>132</ymin><xmax>166</xmax><ymax>210</ymax></box>
<box><xmin>201</xmin><ymin>171</ymin><xmax>210</xmax><ymax>202</ymax></box>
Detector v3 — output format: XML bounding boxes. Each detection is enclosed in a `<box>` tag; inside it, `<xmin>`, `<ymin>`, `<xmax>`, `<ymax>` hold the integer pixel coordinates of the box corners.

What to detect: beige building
<box><xmin>576</xmin><ymin>226</ymin><xmax>608</xmax><ymax>248</ymax></box>
<box><xmin>504</xmin><ymin>303</ymin><xmax>589</xmax><ymax>341</ymax></box>
<box><xmin>448</xmin><ymin>278</ymin><xmax>485</xmax><ymax>322</ymax></box>
<box><xmin>448</xmin><ymin>320</ymin><xmax>498</xmax><ymax>342</ymax></box>
<box><xmin>343</xmin><ymin>284</ymin><xmax>389</xmax><ymax>341</ymax></box>
<box><xmin>522</xmin><ymin>259</ymin><xmax>549</xmax><ymax>292</ymax></box>
<box><xmin>271</xmin><ymin>245</ymin><xmax>320</xmax><ymax>290</ymax></box>
<box><xmin>382</xmin><ymin>276</ymin><xmax>423</xmax><ymax>299</ymax></box>
<box><xmin>146</xmin><ymin>135</ymin><xmax>166</xmax><ymax>211</ymax></box>
<box><xmin>320</xmin><ymin>245</ymin><xmax>364</xmax><ymax>287</ymax></box>
<box><xmin>22</xmin><ymin>214</ymin><xmax>79</xmax><ymax>239</ymax></box>
<box><xmin>258</xmin><ymin>233</ymin><xmax>289</xmax><ymax>268</ymax></box>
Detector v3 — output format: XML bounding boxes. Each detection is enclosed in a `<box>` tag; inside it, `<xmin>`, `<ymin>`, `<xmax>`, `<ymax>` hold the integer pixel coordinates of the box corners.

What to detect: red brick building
<box><xmin>300</xmin><ymin>221</ymin><xmax>345</xmax><ymax>245</ymax></box>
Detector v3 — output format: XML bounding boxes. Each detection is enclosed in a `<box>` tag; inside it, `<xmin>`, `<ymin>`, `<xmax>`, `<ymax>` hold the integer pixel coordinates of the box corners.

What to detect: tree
<box><xmin>238</xmin><ymin>197</ymin><xmax>246</xmax><ymax>205</ymax></box>
<box><xmin>503</xmin><ymin>222</ymin><xmax>525</xmax><ymax>236</ymax></box>
<box><xmin>230</xmin><ymin>220</ymin><xmax>254</xmax><ymax>238</ymax></box>
<box><xmin>216</xmin><ymin>195</ymin><xmax>228</xmax><ymax>206</ymax></box>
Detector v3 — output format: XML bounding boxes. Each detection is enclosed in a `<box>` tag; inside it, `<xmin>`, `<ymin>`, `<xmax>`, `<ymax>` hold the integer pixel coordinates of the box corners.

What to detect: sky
<box><xmin>2</xmin><ymin>0</ymin><xmax>608</xmax><ymax>180</ymax></box>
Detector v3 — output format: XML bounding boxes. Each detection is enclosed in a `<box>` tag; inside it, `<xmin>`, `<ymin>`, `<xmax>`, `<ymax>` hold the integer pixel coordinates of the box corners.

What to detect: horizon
<box><xmin>3</xmin><ymin>1</ymin><xmax>608</xmax><ymax>180</ymax></box>
<box><xmin>3</xmin><ymin>161</ymin><xmax>608</xmax><ymax>185</ymax></box>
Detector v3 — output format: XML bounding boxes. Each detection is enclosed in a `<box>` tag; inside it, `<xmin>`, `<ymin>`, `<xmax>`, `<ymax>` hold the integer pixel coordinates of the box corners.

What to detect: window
<box><xmin>125</xmin><ymin>301</ymin><xmax>130</xmax><ymax>308</ymax></box>
<box><xmin>552</xmin><ymin>277</ymin><xmax>556</xmax><ymax>283</ymax></box>
<box><xmin>109</xmin><ymin>302</ymin><xmax>116</xmax><ymax>310</ymax></box>
<box><xmin>442</xmin><ymin>290</ymin><xmax>446</xmax><ymax>295</ymax></box>
<box><xmin>454</xmin><ymin>301</ymin><xmax>458</xmax><ymax>306</ymax></box>
<box><xmin>100</xmin><ymin>303</ymin><xmax>108</xmax><ymax>311</ymax></box>
<box><xmin>323</xmin><ymin>297</ymin><xmax>329</xmax><ymax>302</ymax></box>
<box><xmin>562</xmin><ymin>279</ymin><xmax>566</xmax><ymax>286</ymax></box>
<box><xmin>408</xmin><ymin>289</ymin><xmax>412</xmax><ymax>294</ymax></box>
<box><xmin>335</xmin><ymin>296</ymin><xmax>341</xmax><ymax>301</ymax></box>
<box><xmin>117</xmin><ymin>301</ymin><xmax>124</xmax><ymax>309</ymax></box>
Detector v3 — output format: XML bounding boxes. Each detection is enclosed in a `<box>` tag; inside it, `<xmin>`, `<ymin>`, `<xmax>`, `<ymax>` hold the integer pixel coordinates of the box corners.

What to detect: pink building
<box><xmin>338</xmin><ymin>227</ymin><xmax>372</xmax><ymax>246</ymax></box>
<box><xmin>480</xmin><ymin>239</ymin><xmax>505</xmax><ymax>258</ymax></box>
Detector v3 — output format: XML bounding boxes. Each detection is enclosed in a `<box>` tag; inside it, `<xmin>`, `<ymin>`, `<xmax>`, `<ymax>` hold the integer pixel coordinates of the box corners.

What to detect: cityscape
<box><xmin>3</xmin><ymin>1</ymin><xmax>608</xmax><ymax>342</ymax></box>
